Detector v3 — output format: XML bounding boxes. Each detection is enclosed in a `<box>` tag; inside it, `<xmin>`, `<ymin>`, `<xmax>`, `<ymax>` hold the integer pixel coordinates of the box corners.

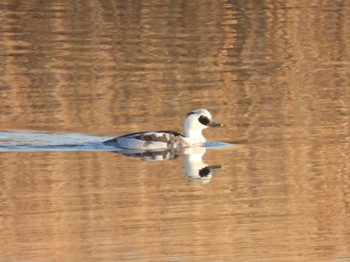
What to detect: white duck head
<box><xmin>184</xmin><ymin>109</ymin><xmax>223</xmax><ymax>144</ymax></box>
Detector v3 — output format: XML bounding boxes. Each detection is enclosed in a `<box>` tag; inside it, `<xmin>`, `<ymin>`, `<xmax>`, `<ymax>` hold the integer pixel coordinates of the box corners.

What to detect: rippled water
<box><xmin>1</xmin><ymin>0</ymin><xmax>350</xmax><ymax>261</ymax></box>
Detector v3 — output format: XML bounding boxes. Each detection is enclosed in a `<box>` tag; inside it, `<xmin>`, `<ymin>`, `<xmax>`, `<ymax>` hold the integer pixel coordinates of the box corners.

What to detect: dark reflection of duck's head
<box><xmin>184</xmin><ymin>147</ymin><xmax>222</xmax><ymax>184</ymax></box>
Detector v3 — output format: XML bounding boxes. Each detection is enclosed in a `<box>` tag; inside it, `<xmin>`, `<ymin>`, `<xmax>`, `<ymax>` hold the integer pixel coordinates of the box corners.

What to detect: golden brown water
<box><xmin>1</xmin><ymin>0</ymin><xmax>350</xmax><ymax>261</ymax></box>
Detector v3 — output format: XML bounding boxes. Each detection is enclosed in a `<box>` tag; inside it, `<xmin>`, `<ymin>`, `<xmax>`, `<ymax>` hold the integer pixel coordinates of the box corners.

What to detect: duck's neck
<box><xmin>185</xmin><ymin>128</ymin><xmax>206</xmax><ymax>145</ymax></box>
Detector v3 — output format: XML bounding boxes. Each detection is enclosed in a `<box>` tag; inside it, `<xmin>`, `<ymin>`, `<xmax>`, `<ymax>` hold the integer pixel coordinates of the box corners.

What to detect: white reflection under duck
<box><xmin>104</xmin><ymin>109</ymin><xmax>223</xmax><ymax>150</ymax></box>
<box><xmin>117</xmin><ymin>146</ymin><xmax>222</xmax><ymax>184</ymax></box>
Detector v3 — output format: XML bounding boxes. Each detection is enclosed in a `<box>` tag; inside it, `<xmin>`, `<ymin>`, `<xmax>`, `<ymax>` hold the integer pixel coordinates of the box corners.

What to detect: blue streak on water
<box><xmin>0</xmin><ymin>131</ymin><xmax>232</xmax><ymax>152</ymax></box>
<box><xmin>0</xmin><ymin>131</ymin><xmax>112</xmax><ymax>152</ymax></box>
<box><xmin>204</xmin><ymin>141</ymin><xmax>232</xmax><ymax>149</ymax></box>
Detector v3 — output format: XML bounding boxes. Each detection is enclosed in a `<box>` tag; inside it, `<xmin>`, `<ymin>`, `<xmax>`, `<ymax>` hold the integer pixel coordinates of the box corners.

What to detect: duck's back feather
<box><xmin>104</xmin><ymin>131</ymin><xmax>188</xmax><ymax>149</ymax></box>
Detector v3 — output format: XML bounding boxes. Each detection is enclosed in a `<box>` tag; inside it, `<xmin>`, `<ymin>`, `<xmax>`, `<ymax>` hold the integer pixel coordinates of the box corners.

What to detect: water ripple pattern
<box><xmin>0</xmin><ymin>131</ymin><xmax>109</xmax><ymax>151</ymax></box>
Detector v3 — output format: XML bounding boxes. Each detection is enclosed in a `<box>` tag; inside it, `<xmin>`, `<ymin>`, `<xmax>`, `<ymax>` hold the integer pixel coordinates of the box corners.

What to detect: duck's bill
<box><xmin>207</xmin><ymin>165</ymin><xmax>222</xmax><ymax>171</ymax></box>
<box><xmin>208</xmin><ymin>121</ymin><xmax>223</xmax><ymax>127</ymax></box>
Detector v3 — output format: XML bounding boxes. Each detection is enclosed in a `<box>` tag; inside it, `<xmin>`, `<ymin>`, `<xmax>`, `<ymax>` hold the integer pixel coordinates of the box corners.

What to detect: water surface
<box><xmin>1</xmin><ymin>0</ymin><xmax>350</xmax><ymax>261</ymax></box>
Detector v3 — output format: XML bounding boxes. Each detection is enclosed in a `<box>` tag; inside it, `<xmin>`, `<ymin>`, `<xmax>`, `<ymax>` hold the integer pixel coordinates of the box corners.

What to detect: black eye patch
<box><xmin>198</xmin><ymin>115</ymin><xmax>210</xmax><ymax>125</ymax></box>
<box><xmin>199</xmin><ymin>167</ymin><xmax>210</xmax><ymax>177</ymax></box>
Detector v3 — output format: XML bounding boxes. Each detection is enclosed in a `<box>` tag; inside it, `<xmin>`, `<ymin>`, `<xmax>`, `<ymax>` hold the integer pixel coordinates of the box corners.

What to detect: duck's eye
<box><xmin>198</xmin><ymin>115</ymin><xmax>210</xmax><ymax>125</ymax></box>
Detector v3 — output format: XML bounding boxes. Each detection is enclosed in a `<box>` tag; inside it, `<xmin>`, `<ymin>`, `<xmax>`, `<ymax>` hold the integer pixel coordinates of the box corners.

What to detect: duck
<box><xmin>103</xmin><ymin>109</ymin><xmax>223</xmax><ymax>150</ymax></box>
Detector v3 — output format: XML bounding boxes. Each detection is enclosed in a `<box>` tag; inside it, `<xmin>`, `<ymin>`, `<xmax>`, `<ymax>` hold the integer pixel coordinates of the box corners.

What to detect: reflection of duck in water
<box><xmin>116</xmin><ymin>148</ymin><xmax>185</xmax><ymax>161</ymax></box>
<box><xmin>104</xmin><ymin>109</ymin><xmax>223</xmax><ymax>150</ymax></box>
<box><xmin>184</xmin><ymin>147</ymin><xmax>221</xmax><ymax>184</ymax></box>
<box><xmin>118</xmin><ymin>147</ymin><xmax>222</xmax><ymax>184</ymax></box>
